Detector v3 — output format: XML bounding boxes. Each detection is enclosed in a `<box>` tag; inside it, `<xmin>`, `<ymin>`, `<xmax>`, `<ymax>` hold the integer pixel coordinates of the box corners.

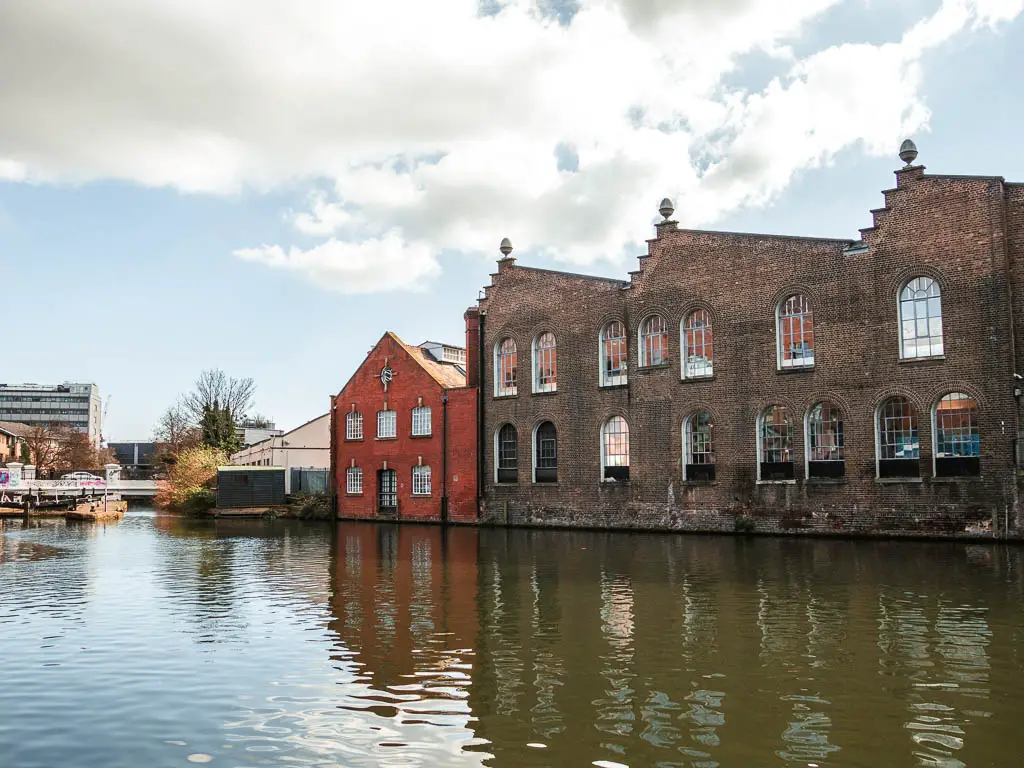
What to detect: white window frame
<box><xmin>600</xmin><ymin>416</ymin><xmax>630</xmax><ymax>481</ymax></box>
<box><xmin>681</xmin><ymin>309</ymin><xmax>714</xmax><ymax>379</ymax></box>
<box><xmin>682</xmin><ymin>412</ymin><xmax>714</xmax><ymax>480</ymax></box>
<box><xmin>346</xmin><ymin>466</ymin><xmax>362</xmax><ymax>495</ymax></box>
<box><xmin>757</xmin><ymin>405</ymin><xmax>795</xmax><ymax>483</ymax></box>
<box><xmin>494</xmin><ymin>423</ymin><xmax>518</xmax><ymax>484</ymax></box>
<box><xmin>638</xmin><ymin>315</ymin><xmax>669</xmax><ymax>367</ymax></box>
<box><xmin>932</xmin><ymin>392</ymin><xmax>980</xmax><ymax>476</ymax></box>
<box><xmin>532</xmin><ymin>332</ymin><xmax>557</xmax><ymax>393</ymax></box>
<box><xmin>412</xmin><ymin>465</ymin><xmax>432</xmax><ymax>496</ymax></box>
<box><xmin>898</xmin><ymin>277</ymin><xmax>944</xmax><ymax>360</ymax></box>
<box><xmin>776</xmin><ymin>295</ymin><xmax>814</xmax><ymax>369</ymax></box>
<box><xmin>875</xmin><ymin>396</ymin><xmax>919</xmax><ymax>478</ymax></box>
<box><xmin>804</xmin><ymin>402</ymin><xmax>844</xmax><ymax>478</ymax></box>
<box><xmin>494</xmin><ymin>338</ymin><xmax>518</xmax><ymax>397</ymax></box>
<box><xmin>377</xmin><ymin>409</ymin><xmax>396</xmax><ymax>439</ymax></box>
<box><xmin>345</xmin><ymin>411</ymin><xmax>363</xmax><ymax>440</ymax></box>
<box><xmin>600</xmin><ymin>320</ymin><xmax>628</xmax><ymax>387</ymax></box>
<box><xmin>411</xmin><ymin>405</ymin><xmax>432</xmax><ymax>436</ymax></box>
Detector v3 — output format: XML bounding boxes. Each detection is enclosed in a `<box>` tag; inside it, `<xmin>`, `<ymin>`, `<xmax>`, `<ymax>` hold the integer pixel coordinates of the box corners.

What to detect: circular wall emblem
<box><xmin>380</xmin><ymin>365</ymin><xmax>394</xmax><ymax>389</ymax></box>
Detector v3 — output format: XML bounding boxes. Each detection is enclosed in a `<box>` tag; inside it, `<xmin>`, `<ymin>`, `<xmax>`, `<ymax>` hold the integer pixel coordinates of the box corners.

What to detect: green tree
<box><xmin>200</xmin><ymin>399</ymin><xmax>240</xmax><ymax>454</ymax></box>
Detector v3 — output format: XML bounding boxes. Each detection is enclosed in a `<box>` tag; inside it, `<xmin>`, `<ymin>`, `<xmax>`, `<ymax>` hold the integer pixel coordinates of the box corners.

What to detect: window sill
<box><xmin>931</xmin><ymin>475</ymin><xmax>983</xmax><ymax>483</ymax></box>
<box><xmin>411</xmin><ymin>493</ymin><xmax>432</xmax><ymax>497</ymax></box>
<box><xmin>343</xmin><ymin>437</ymin><xmax>363</xmax><ymax>443</ymax></box>
<box><xmin>636</xmin><ymin>363</ymin><xmax>671</xmax><ymax>373</ymax></box>
<box><xmin>375</xmin><ymin>436</ymin><xmax>397</xmax><ymax>441</ymax></box>
<box><xmin>493</xmin><ymin>393</ymin><xmax>518</xmax><ymax>400</ymax></box>
<box><xmin>600</xmin><ymin>478</ymin><xmax>630</xmax><ymax>485</ymax></box>
<box><xmin>600</xmin><ymin>382</ymin><xmax>629</xmax><ymax>390</ymax></box>
<box><xmin>531</xmin><ymin>482</ymin><xmax>560</xmax><ymax>487</ymax></box>
<box><xmin>776</xmin><ymin>365</ymin><xmax>814</xmax><ymax>374</ymax></box>
<box><xmin>875</xmin><ymin>477</ymin><xmax>923</xmax><ymax>484</ymax></box>
<box><xmin>409</xmin><ymin>433</ymin><xmax>433</xmax><ymax>439</ymax></box>
<box><xmin>531</xmin><ymin>389</ymin><xmax>559</xmax><ymax>396</ymax></box>
<box><xmin>807</xmin><ymin>478</ymin><xmax>847</xmax><ymax>485</ymax></box>
<box><xmin>898</xmin><ymin>355</ymin><xmax>945</xmax><ymax>365</ymax></box>
<box><xmin>344</xmin><ymin>492</ymin><xmax>363</xmax><ymax>497</ymax></box>
<box><xmin>757</xmin><ymin>479</ymin><xmax>797</xmax><ymax>485</ymax></box>
<box><xmin>682</xmin><ymin>480</ymin><xmax>718</xmax><ymax>486</ymax></box>
<box><xmin>493</xmin><ymin>481</ymin><xmax>519</xmax><ymax>486</ymax></box>
<box><xmin>681</xmin><ymin>374</ymin><xmax>714</xmax><ymax>383</ymax></box>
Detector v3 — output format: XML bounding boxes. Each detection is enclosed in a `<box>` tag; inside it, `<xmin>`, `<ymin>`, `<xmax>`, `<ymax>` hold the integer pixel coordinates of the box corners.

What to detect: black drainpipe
<box><xmin>477</xmin><ymin>311</ymin><xmax>486</xmax><ymax>517</ymax></box>
<box><xmin>441</xmin><ymin>392</ymin><xmax>449</xmax><ymax>525</ymax></box>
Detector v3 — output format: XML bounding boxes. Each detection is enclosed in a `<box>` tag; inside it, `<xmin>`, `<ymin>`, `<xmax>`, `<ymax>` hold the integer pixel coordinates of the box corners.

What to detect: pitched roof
<box><xmin>0</xmin><ymin>421</ymin><xmax>31</xmax><ymax>437</ymax></box>
<box><xmin>388</xmin><ymin>332</ymin><xmax>467</xmax><ymax>389</ymax></box>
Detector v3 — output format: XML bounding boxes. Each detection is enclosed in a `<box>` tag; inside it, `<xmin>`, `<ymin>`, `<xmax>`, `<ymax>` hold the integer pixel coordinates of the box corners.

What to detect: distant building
<box><xmin>108</xmin><ymin>441</ymin><xmax>158</xmax><ymax>469</ymax></box>
<box><xmin>235</xmin><ymin>417</ymin><xmax>283</xmax><ymax>448</ymax></box>
<box><xmin>0</xmin><ymin>382</ymin><xmax>101</xmax><ymax>447</ymax></box>
<box><xmin>0</xmin><ymin>421</ymin><xmax>29</xmax><ymax>464</ymax></box>
<box><xmin>330</xmin><ymin>332</ymin><xmax>478</xmax><ymax>523</ymax></box>
<box><xmin>230</xmin><ymin>413</ymin><xmax>330</xmax><ymax>493</ymax></box>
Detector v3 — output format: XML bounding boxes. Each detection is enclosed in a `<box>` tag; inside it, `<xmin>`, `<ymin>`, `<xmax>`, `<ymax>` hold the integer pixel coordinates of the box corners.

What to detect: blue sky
<box><xmin>1</xmin><ymin>0</ymin><xmax>1022</xmax><ymax>440</ymax></box>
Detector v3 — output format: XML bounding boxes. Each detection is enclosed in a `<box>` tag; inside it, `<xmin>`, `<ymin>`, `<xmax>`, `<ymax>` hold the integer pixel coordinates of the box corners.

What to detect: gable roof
<box><xmin>0</xmin><ymin>421</ymin><xmax>31</xmax><ymax>437</ymax></box>
<box><xmin>387</xmin><ymin>332</ymin><xmax>467</xmax><ymax>389</ymax></box>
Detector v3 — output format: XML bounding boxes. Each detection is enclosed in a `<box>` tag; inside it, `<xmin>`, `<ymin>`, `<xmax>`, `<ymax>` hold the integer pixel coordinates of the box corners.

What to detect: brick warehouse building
<box><xmin>466</xmin><ymin>142</ymin><xmax>1024</xmax><ymax>537</ymax></box>
<box><xmin>330</xmin><ymin>333</ymin><xmax>478</xmax><ymax>522</ymax></box>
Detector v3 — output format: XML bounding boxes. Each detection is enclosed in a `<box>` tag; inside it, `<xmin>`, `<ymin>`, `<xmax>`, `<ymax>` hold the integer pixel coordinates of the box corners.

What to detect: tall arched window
<box><xmin>682</xmin><ymin>310</ymin><xmax>713</xmax><ymax>378</ymax></box>
<box><xmin>639</xmin><ymin>315</ymin><xmax>669</xmax><ymax>367</ymax></box>
<box><xmin>877</xmin><ymin>396</ymin><xmax>919</xmax><ymax>478</ymax></box>
<box><xmin>934</xmin><ymin>393</ymin><xmax>979</xmax><ymax>477</ymax></box>
<box><xmin>601</xmin><ymin>416</ymin><xmax>630</xmax><ymax>481</ymax></box>
<box><xmin>495</xmin><ymin>338</ymin><xmax>517</xmax><ymax>397</ymax></box>
<box><xmin>806</xmin><ymin>402</ymin><xmax>844</xmax><ymax>479</ymax></box>
<box><xmin>600</xmin><ymin>321</ymin><xmax>628</xmax><ymax>386</ymax></box>
<box><xmin>899</xmin><ymin>277</ymin><xmax>943</xmax><ymax>359</ymax></box>
<box><xmin>534</xmin><ymin>421</ymin><xmax>558</xmax><ymax>483</ymax></box>
<box><xmin>777</xmin><ymin>295</ymin><xmax>814</xmax><ymax>369</ymax></box>
<box><xmin>533</xmin><ymin>332</ymin><xmax>557</xmax><ymax>393</ymax></box>
<box><xmin>496</xmin><ymin>423</ymin><xmax>518</xmax><ymax>484</ymax></box>
<box><xmin>758</xmin><ymin>405</ymin><xmax>794</xmax><ymax>480</ymax></box>
<box><xmin>683</xmin><ymin>411</ymin><xmax>715</xmax><ymax>481</ymax></box>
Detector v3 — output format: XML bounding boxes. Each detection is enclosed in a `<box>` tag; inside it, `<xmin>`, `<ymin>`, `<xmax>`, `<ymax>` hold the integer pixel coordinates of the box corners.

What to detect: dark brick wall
<box><xmin>474</xmin><ymin>164</ymin><xmax>1022</xmax><ymax>538</ymax></box>
<box><xmin>332</xmin><ymin>333</ymin><xmax>478</xmax><ymax>523</ymax></box>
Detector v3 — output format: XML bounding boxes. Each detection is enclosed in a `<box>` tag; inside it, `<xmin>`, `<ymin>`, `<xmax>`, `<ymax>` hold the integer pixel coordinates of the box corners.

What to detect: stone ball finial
<box><xmin>499</xmin><ymin>237</ymin><xmax>513</xmax><ymax>256</ymax></box>
<box><xmin>659</xmin><ymin>197</ymin><xmax>675</xmax><ymax>220</ymax></box>
<box><xmin>899</xmin><ymin>139</ymin><xmax>918</xmax><ymax>166</ymax></box>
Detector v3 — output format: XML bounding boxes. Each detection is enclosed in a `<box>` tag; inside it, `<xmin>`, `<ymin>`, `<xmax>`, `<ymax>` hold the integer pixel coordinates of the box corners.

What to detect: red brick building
<box><xmin>330</xmin><ymin>333</ymin><xmax>478</xmax><ymax>522</ymax></box>
<box><xmin>467</xmin><ymin>143</ymin><xmax>1024</xmax><ymax>538</ymax></box>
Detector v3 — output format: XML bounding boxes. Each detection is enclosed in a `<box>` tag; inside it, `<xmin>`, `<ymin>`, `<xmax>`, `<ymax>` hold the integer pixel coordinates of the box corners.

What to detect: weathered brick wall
<box><xmin>332</xmin><ymin>334</ymin><xmax>478</xmax><ymax>523</ymax></box>
<box><xmin>476</xmin><ymin>165</ymin><xmax>1022</xmax><ymax>538</ymax></box>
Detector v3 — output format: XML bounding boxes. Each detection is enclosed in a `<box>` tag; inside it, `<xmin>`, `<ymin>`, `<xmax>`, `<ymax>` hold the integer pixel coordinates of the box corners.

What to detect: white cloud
<box><xmin>0</xmin><ymin>0</ymin><xmax>1019</xmax><ymax>291</ymax></box>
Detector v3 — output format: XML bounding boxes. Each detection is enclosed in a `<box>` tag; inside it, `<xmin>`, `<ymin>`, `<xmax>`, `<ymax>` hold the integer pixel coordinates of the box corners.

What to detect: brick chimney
<box><xmin>464</xmin><ymin>306</ymin><xmax>481</xmax><ymax>388</ymax></box>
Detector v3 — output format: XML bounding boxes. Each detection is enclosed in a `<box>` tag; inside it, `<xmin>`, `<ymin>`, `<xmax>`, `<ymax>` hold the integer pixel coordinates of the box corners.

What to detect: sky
<box><xmin>1</xmin><ymin>0</ymin><xmax>1022</xmax><ymax>440</ymax></box>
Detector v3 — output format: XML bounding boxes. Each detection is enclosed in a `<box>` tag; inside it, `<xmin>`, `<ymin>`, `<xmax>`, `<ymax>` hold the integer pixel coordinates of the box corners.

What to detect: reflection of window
<box><xmin>777</xmin><ymin>295</ymin><xmax>814</xmax><ymax>368</ymax></box>
<box><xmin>639</xmin><ymin>315</ymin><xmax>669</xmax><ymax>366</ymax></box>
<box><xmin>534</xmin><ymin>421</ymin><xmax>557</xmax><ymax>483</ymax></box>
<box><xmin>934</xmin><ymin>393</ymin><xmax>979</xmax><ymax>477</ymax></box>
<box><xmin>412</xmin><ymin>465</ymin><xmax>432</xmax><ymax>495</ymax></box>
<box><xmin>807</xmin><ymin>402</ymin><xmax>844</xmax><ymax>478</ymax></box>
<box><xmin>601</xmin><ymin>416</ymin><xmax>630</xmax><ymax>481</ymax></box>
<box><xmin>683</xmin><ymin>412</ymin><xmax>715</xmax><ymax>481</ymax></box>
<box><xmin>495</xmin><ymin>338</ymin><xmax>517</xmax><ymax>396</ymax></box>
<box><xmin>346</xmin><ymin>466</ymin><xmax>362</xmax><ymax>494</ymax></box>
<box><xmin>411</xmin><ymin>406</ymin><xmax>431</xmax><ymax>436</ymax></box>
<box><xmin>496</xmin><ymin>424</ymin><xmax>518</xmax><ymax>483</ymax></box>
<box><xmin>601</xmin><ymin>321</ymin><xmax>628</xmax><ymax>386</ymax></box>
<box><xmin>900</xmin><ymin>277</ymin><xmax>944</xmax><ymax>359</ymax></box>
<box><xmin>877</xmin><ymin>396</ymin><xmax>920</xmax><ymax>478</ymax></box>
<box><xmin>682</xmin><ymin>310</ymin><xmax>713</xmax><ymax>378</ymax></box>
<box><xmin>346</xmin><ymin>411</ymin><xmax>363</xmax><ymax>440</ymax></box>
<box><xmin>759</xmin><ymin>405</ymin><xmax>794</xmax><ymax>480</ymax></box>
<box><xmin>377</xmin><ymin>410</ymin><xmax>396</xmax><ymax>439</ymax></box>
<box><xmin>533</xmin><ymin>333</ymin><xmax>557</xmax><ymax>393</ymax></box>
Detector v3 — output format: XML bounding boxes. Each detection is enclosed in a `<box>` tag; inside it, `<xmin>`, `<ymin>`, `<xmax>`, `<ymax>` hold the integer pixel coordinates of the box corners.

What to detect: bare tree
<box><xmin>181</xmin><ymin>369</ymin><xmax>256</xmax><ymax>423</ymax></box>
<box><xmin>153</xmin><ymin>404</ymin><xmax>201</xmax><ymax>455</ymax></box>
<box><xmin>23</xmin><ymin>424</ymin><xmax>71</xmax><ymax>470</ymax></box>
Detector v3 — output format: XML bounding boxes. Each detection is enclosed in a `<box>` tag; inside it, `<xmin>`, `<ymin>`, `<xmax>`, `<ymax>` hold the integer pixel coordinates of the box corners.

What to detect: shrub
<box><xmin>156</xmin><ymin>445</ymin><xmax>227</xmax><ymax>513</ymax></box>
<box><xmin>734</xmin><ymin>515</ymin><xmax>756</xmax><ymax>534</ymax></box>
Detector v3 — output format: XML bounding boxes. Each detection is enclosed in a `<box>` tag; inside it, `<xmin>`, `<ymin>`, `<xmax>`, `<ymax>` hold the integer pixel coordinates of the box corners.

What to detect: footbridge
<box><xmin>0</xmin><ymin>463</ymin><xmax>158</xmax><ymax>498</ymax></box>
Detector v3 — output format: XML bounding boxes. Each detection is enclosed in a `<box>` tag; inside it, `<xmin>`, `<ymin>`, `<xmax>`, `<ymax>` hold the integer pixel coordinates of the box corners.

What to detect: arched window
<box><xmin>534</xmin><ymin>421</ymin><xmax>557</xmax><ymax>483</ymax></box>
<box><xmin>758</xmin><ymin>405</ymin><xmax>794</xmax><ymax>480</ymax></box>
<box><xmin>600</xmin><ymin>321</ymin><xmax>628</xmax><ymax>386</ymax></box>
<box><xmin>495</xmin><ymin>338</ymin><xmax>517</xmax><ymax>397</ymax></box>
<box><xmin>877</xmin><ymin>396</ymin><xmax>919</xmax><ymax>478</ymax></box>
<box><xmin>899</xmin><ymin>277</ymin><xmax>943</xmax><ymax>359</ymax></box>
<box><xmin>496</xmin><ymin>423</ymin><xmax>518</xmax><ymax>484</ymax></box>
<box><xmin>777</xmin><ymin>295</ymin><xmax>814</xmax><ymax>369</ymax></box>
<box><xmin>934</xmin><ymin>393</ymin><xmax>980</xmax><ymax>477</ymax></box>
<box><xmin>346</xmin><ymin>466</ymin><xmax>362</xmax><ymax>495</ymax></box>
<box><xmin>683</xmin><ymin>411</ymin><xmax>715</xmax><ymax>481</ymax></box>
<box><xmin>639</xmin><ymin>315</ymin><xmax>669</xmax><ymax>367</ymax></box>
<box><xmin>411</xmin><ymin>406</ymin><xmax>431</xmax><ymax>436</ymax></box>
<box><xmin>806</xmin><ymin>402</ymin><xmax>844</xmax><ymax>479</ymax></box>
<box><xmin>533</xmin><ymin>332</ymin><xmax>557</xmax><ymax>393</ymax></box>
<box><xmin>682</xmin><ymin>310</ymin><xmax>713</xmax><ymax>378</ymax></box>
<box><xmin>601</xmin><ymin>416</ymin><xmax>630</xmax><ymax>481</ymax></box>
<box><xmin>345</xmin><ymin>411</ymin><xmax>363</xmax><ymax>440</ymax></box>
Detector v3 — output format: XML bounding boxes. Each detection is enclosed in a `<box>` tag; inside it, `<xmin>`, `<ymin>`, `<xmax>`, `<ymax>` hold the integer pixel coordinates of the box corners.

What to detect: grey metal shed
<box><xmin>216</xmin><ymin>466</ymin><xmax>286</xmax><ymax>508</ymax></box>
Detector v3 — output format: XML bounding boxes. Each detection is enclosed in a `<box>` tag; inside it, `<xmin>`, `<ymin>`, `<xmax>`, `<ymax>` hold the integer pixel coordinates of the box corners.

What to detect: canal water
<box><xmin>1</xmin><ymin>511</ymin><xmax>1022</xmax><ymax>767</ymax></box>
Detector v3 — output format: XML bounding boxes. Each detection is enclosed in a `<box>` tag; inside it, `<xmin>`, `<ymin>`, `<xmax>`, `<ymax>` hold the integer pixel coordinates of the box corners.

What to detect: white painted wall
<box><xmin>230</xmin><ymin>413</ymin><xmax>330</xmax><ymax>493</ymax></box>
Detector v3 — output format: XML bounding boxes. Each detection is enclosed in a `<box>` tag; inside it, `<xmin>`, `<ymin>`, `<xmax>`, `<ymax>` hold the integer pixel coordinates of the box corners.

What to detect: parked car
<box><xmin>61</xmin><ymin>472</ymin><xmax>104</xmax><ymax>481</ymax></box>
